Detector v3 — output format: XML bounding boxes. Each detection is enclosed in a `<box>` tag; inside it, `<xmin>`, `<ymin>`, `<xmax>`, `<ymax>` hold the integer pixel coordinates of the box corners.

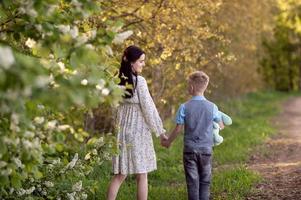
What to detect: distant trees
<box><xmin>261</xmin><ymin>0</ymin><xmax>301</xmax><ymax>91</ymax></box>
<box><xmin>103</xmin><ymin>0</ymin><xmax>275</xmax><ymax>116</ymax></box>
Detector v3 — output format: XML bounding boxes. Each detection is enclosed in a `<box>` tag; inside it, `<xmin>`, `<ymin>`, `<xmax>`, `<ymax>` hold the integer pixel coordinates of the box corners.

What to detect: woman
<box><xmin>107</xmin><ymin>45</ymin><xmax>167</xmax><ymax>200</ymax></box>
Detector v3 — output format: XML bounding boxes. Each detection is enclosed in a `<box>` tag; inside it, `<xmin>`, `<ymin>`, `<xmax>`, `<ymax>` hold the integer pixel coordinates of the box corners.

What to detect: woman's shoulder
<box><xmin>137</xmin><ymin>75</ymin><xmax>147</xmax><ymax>83</ymax></box>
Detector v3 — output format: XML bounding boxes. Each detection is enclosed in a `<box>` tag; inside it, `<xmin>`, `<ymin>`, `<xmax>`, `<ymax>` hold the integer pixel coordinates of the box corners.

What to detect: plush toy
<box><xmin>213</xmin><ymin>111</ymin><xmax>232</xmax><ymax>146</ymax></box>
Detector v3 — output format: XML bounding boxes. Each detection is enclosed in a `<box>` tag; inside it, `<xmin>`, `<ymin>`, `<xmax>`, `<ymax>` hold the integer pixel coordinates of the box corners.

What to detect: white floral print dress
<box><xmin>112</xmin><ymin>75</ymin><xmax>165</xmax><ymax>175</ymax></box>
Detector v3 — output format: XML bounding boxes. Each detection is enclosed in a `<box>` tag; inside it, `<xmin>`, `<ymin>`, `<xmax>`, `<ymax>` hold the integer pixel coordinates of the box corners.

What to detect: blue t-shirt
<box><xmin>175</xmin><ymin>96</ymin><xmax>221</xmax><ymax>125</ymax></box>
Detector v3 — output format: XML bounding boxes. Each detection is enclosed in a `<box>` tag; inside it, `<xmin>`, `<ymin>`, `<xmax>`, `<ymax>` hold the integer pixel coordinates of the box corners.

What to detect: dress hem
<box><xmin>113</xmin><ymin>168</ymin><xmax>157</xmax><ymax>175</ymax></box>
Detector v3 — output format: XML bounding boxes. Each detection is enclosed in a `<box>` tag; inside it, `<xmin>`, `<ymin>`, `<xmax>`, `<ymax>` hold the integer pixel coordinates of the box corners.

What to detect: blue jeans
<box><xmin>183</xmin><ymin>151</ymin><xmax>212</xmax><ymax>200</ymax></box>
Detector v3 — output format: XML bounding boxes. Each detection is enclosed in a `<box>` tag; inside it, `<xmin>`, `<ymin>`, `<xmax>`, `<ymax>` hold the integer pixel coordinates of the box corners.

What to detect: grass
<box><xmin>86</xmin><ymin>91</ymin><xmax>299</xmax><ymax>200</ymax></box>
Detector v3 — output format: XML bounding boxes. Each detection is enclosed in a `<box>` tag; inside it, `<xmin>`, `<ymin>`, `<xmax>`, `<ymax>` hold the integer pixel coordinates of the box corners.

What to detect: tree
<box><xmin>0</xmin><ymin>0</ymin><xmax>127</xmax><ymax>198</ymax></box>
<box><xmin>260</xmin><ymin>0</ymin><xmax>301</xmax><ymax>91</ymax></box>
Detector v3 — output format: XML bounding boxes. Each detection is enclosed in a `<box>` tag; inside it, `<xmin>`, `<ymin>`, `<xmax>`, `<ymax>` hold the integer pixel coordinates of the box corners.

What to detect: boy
<box><xmin>161</xmin><ymin>71</ymin><xmax>224</xmax><ymax>200</ymax></box>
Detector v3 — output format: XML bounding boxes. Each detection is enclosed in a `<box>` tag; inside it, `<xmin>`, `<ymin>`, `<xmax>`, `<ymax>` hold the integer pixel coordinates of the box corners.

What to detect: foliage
<box><xmin>260</xmin><ymin>0</ymin><xmax>301</xmax><ymax>91</ymax></box>
<box><xmin>98</xmin><ymin>0</ymin><xmax>276</xmax><ymax>117</ymax></box>
<box><xmin>98</xmin><ymin>0</ymin><xmax>232</xmax><ymax>117</ymax></box>
<box><xmin>0</xmin><ymin>0</ymin><xmax>127</xmax><ymax>198</ymax></box>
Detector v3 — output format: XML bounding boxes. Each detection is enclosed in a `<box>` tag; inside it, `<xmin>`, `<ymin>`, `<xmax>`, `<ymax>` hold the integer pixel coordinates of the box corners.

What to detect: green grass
<box><xmin>86</xmin><ymin>91</ymin><xmax>299</xmax><ymax>200</ymax></box>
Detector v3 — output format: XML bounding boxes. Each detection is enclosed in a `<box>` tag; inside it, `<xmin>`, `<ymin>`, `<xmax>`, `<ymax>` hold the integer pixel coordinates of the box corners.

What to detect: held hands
<box><xmin>160</xmin><ymin>134</ymin><xmax>170</xmax><ymax>148</ymax></box>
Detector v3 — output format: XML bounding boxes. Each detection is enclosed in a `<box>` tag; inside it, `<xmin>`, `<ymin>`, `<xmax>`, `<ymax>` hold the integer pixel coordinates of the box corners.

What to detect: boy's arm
<box><xmin>213</xmin><ymin>104</ymin><xmax>225</xmax><ymax>130</ymax></box>
<box><xmin>162</xmin><ymin>124</ymin><xmax>184</xmax><ymax>148</ymax></box>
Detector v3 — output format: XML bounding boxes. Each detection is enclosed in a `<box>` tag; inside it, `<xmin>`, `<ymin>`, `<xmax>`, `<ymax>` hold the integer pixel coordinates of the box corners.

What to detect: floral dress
<box><xmin>112</xmin><ymin>75</ymin><xmax>165</xmax><ymax>175</ymax></box>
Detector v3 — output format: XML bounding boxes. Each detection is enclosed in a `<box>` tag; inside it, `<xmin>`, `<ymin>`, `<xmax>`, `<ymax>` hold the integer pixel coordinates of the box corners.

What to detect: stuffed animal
<box><xmin>213</xmin><ymin>111</ymin><xmax>232</xmax><ymax>146</ymax></box>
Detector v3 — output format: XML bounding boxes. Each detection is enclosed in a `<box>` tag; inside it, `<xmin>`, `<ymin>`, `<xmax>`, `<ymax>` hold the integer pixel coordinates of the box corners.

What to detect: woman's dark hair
<box><xmin>119</xmin><ymin>45</ymin><xmax>145</xmax><ymax>98</ymax></box>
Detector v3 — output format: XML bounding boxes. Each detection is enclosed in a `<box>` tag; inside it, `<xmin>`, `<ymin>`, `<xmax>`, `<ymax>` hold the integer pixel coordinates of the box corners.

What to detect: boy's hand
<box><xmin>161</xmin><ymin>139</ymin><xmax>170</xmax><ymax>148</ymax></box>
<box><xmin>219</xmin><ymin>121</ymin><xmax>225</xmax><ymax>130</ymax></box>
<box><xmin>160</xmin><ymin>134</ymin><xmax>168</xmax><ymax>141</ymax></box>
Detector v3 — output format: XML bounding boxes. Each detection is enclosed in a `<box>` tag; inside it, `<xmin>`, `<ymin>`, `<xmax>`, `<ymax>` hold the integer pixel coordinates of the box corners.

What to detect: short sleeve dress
<box><xmin>112</xmin><ymin>75</ymin><xmax>166</xmax><ymax>175</ymax></box>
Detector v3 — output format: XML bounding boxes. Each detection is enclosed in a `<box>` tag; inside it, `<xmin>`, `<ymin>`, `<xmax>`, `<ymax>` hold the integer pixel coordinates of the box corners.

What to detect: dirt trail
<box><xmin>247</xmin><ymin>97</ymin><xmax>301</xmax><ymax>200</ymax></box>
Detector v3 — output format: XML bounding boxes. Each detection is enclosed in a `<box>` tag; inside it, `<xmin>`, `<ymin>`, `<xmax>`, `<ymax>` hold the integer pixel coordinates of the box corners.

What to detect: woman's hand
<box><xmin>160</xmin><ymin>134</ymin><xmax>170</xmax><ymax>148</ymax></box>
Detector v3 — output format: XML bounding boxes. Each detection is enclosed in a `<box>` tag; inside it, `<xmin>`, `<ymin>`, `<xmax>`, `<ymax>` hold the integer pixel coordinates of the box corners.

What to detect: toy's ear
<box><xmin>221</xmin><ymin>112</ymin><xmax>232</xmax><ymax>125</ymax></box>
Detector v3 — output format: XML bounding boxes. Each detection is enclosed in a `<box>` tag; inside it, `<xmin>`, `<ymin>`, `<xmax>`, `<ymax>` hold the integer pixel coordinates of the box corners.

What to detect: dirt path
<box><xmin>247</xmin><ymin>97</ymin><xmax>301</xmax><ymax>200</ymax></box>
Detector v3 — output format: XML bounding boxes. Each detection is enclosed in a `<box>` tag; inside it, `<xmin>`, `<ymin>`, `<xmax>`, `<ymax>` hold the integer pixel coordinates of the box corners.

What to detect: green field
<box><xmin>86</xmin><ymin>91</ymin><xmax>294</xmax><ymax>200</ymax></box>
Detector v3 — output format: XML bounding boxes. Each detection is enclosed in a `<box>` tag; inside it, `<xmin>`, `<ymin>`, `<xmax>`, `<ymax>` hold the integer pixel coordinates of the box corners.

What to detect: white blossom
<box><xmin>28</xmin><ymin>8</ymin><xmax>38</xmax><ymax>18</ymax></box>
<box><xmin>86</xmin><ymin>29</ymin><xmax>97</xmax><ymax>39</ymax></box>
<box><xmin>13</xmin><ymin>157</ymin><xmax>24</xmax><ymax>168</ymax></box>
<box><xmin>84</xmin><ymin>152</ymin><xmax>91</xmax><ymax>160</ymax></box>
<box><xmin>113</xmin><ymin>30</ymin><xmax>133</xmax><ymax>44</ymax></box>
<box><xmin>25</xmin><ymin>186</ymin><xmax>35</xmax><ymax>195</ymax></box>
<box><xmin>44</xmin><ymin>181</ymin><xmax>54</xmax><ymax>188</ymax></box>
<box><xmin>81</xmin><ymin>79</ymin><xmax>88</xmax><ymax>86</ymax></box>
<box><xmin>0</xmin><ymin>46</ymin><xmax>15</xmax><ymax>69</ymax></box>
<box><xmin>41</xmin><ymin>190</ymin><xmax>47</xmax><ymax>196</ymax></box>
<box><xmin>24</xmin><ymin>130</ymin><xmax>35</xmax><ymax>138</ymax></box>
<box><xmin>34</xmin><ymin>116</ymin><xmax>45</xmax><ymax>124</ymax></box>
<box><xmin>52</xmin><ymin>158</ymin><xmax>61</xmax><ymax>165</ymax></box>
<box><xmin>1</xmin><ymin>168</ymin><xmax>12</xmax><ymax>176</ymax></box>
<box><xmin>49</xmin><ymin>54</ymin><xmax>55</xmax><ymax>59</ymax></box>
<box><xmin>71</xmin><ymin>0</ymin><xmax>83</xmax><ymax>9</ymax></box>
<box><xmin>18</xmin><ymin>7</ymin><xmax>26</xmax><ymax>14</ymax></box>
<box><xmin>82</xmin><ymin>193</ymin><xmax>88</xmax><ymax>200</ymax></box>
<box><xmin>25</xmin><ymin>38</ymin><xmax>36</xmax><ymax>48</ymax></box>
<box><xmin>96</xmin><ymin>84</ymin><xmax>103</xmax><ymax>91</ymax></box>
<box><xmin>64</xmin><ymin>153</ymin><xmax>78</xmax><ymax>170</ymax></box>
<box><xmin>47</xmin><ymin>5</ymin><xmax>59</xmax><ymax>15</ymax></box>
<box><xmin>72</xmin><ymin>180</ymin><xmax>82</xmax><ymax>192</ymax></box>
<box><xmin>0</xmin><ymin>161</ymin><xmax>7</xmax><ymax>168</ymax></box>
<box><xmin>37</xmin><ymin>104</ymin><xmax>45</xmax><ymax>110</ymax></box>
<box><xmin>70</xmin><ymin>26</ymin><xmax>79</xmax><ymax>38</ymax></box>
<box><xmin>105</xmin><ymin>45</ymin><xmax>113</xmax><ymax>56</ymax></box>
<box><xmin>76</xmin><ymin>34</ymin><xmax>89</xmax><ymax>46</ymax></box>
<box><xmin>23</xmin><ymin>139</ymin><xmax>33</xmax><ymax>149</ymax></box>
<box><xmin>22</xmin><ymin>86</ymin><xmax>32</xmax><ymax>97</ymax></box>
<box><xmin>101</xmin><ymin>88</ymin><xmax>110</xmax><ymax>96</ymax></box>
<box><xmin>96</xmin><ymin>79</ymin><xmax>106</xmax><ymax>90</ymax></box>
<box><xmin>35</xmin><ymin>75</ymin><xmax>52</xmax><ymax>87</ymax></box>
<box><xmin>35</xmin><ymin>24</ymin><xmax>42</xmax><ymax>32</ymax></box>
<box><xmin>103</xmin><ymin>152</ymin><xmax>111</xmax><ymax>160</ymax></box>
<box><xmin>58</xmin><ymin>124</ymin><xmax>71</xmax><ymax>131</ymax></box>
<box><xmin>92</xmin><ymin>149</ymin><xmax>97</xmax><ymax>155</ymax></box>
<box><xmin>57</xmin><ymin>61</ymin><xmax>66</xmax><ymax>73</ymax></box>
<box><xmin>45</xmin><ymin>120</ymin><xmax>57</xmax><ymax>130</ymax></box>
<box><xmin>9</xmin><ymin>188</ymin><xmax>14</xmax><ymax>194</ymax></box>
<box><xmin>85</xmin><ymin>44</ymin><xmax>95</xmax><ymax>50</ymax></box>
<box><xmin>32</xmin><ymin>138</ymin><xmax>41</xmax><ymax>149</ymax></box>
<box><xmin>17</xmin><ymin>188</ymin><xmax>26</xmax><ymax>196</ymax></box>
<box><xmin>10</xmin><ymin>113</ymin><xmax>20</xmax><ymax>132</ymax></box>
<box><xmin>11</xmin><ymin>113</ymin><xmax>19</xmax><ymax>125</ymax></box>
<box><xmin>67</xmin><ymin>192</ymin><xmax>76</xmax><ymax>200</ymax></box>
<box><xmin>57</xmin><ymin>24</ymin><xmax>71</xmax><ymax>34</ymax></box>
<box><xmin>72</xmin><ymin>70</ymin><xmax>78</xmax><ymax>75</ymax></box>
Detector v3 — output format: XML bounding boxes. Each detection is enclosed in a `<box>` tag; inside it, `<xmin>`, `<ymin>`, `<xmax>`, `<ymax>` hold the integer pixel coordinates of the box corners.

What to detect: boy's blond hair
<box><xmin>188</xmin><ymin>71</ymin><xmax>209</xmax><ymax>92</ymax></box>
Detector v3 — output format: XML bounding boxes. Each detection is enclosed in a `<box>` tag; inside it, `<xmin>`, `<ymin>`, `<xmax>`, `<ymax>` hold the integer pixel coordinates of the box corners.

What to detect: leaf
<box><xmin>55</xmin><ymin>143</ymin><xmax>64</xmax><ymax>152</ymax></box>
<box><xmin>33</xmin><ymin>170</ymin><xmax>43</xmax><ymax>179</ymax></box>
<box><xmin>0</xmin><ymin>139</ymin><xmax>7</xmax><ymax>155</ymax></box>
<box><xmin>55</xmin><ymin>133</ymin><xmax>66</xmax><ymax>142</ymax></box>
<box><xmin>11</xmin><ymin>173</ymin><xmax>22</xmax><ymax>188</ymax></box>
<box><xmin>0</xmin><ymin>175</ymin><xmax>9</xmax><ymax>187</ymax></box>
